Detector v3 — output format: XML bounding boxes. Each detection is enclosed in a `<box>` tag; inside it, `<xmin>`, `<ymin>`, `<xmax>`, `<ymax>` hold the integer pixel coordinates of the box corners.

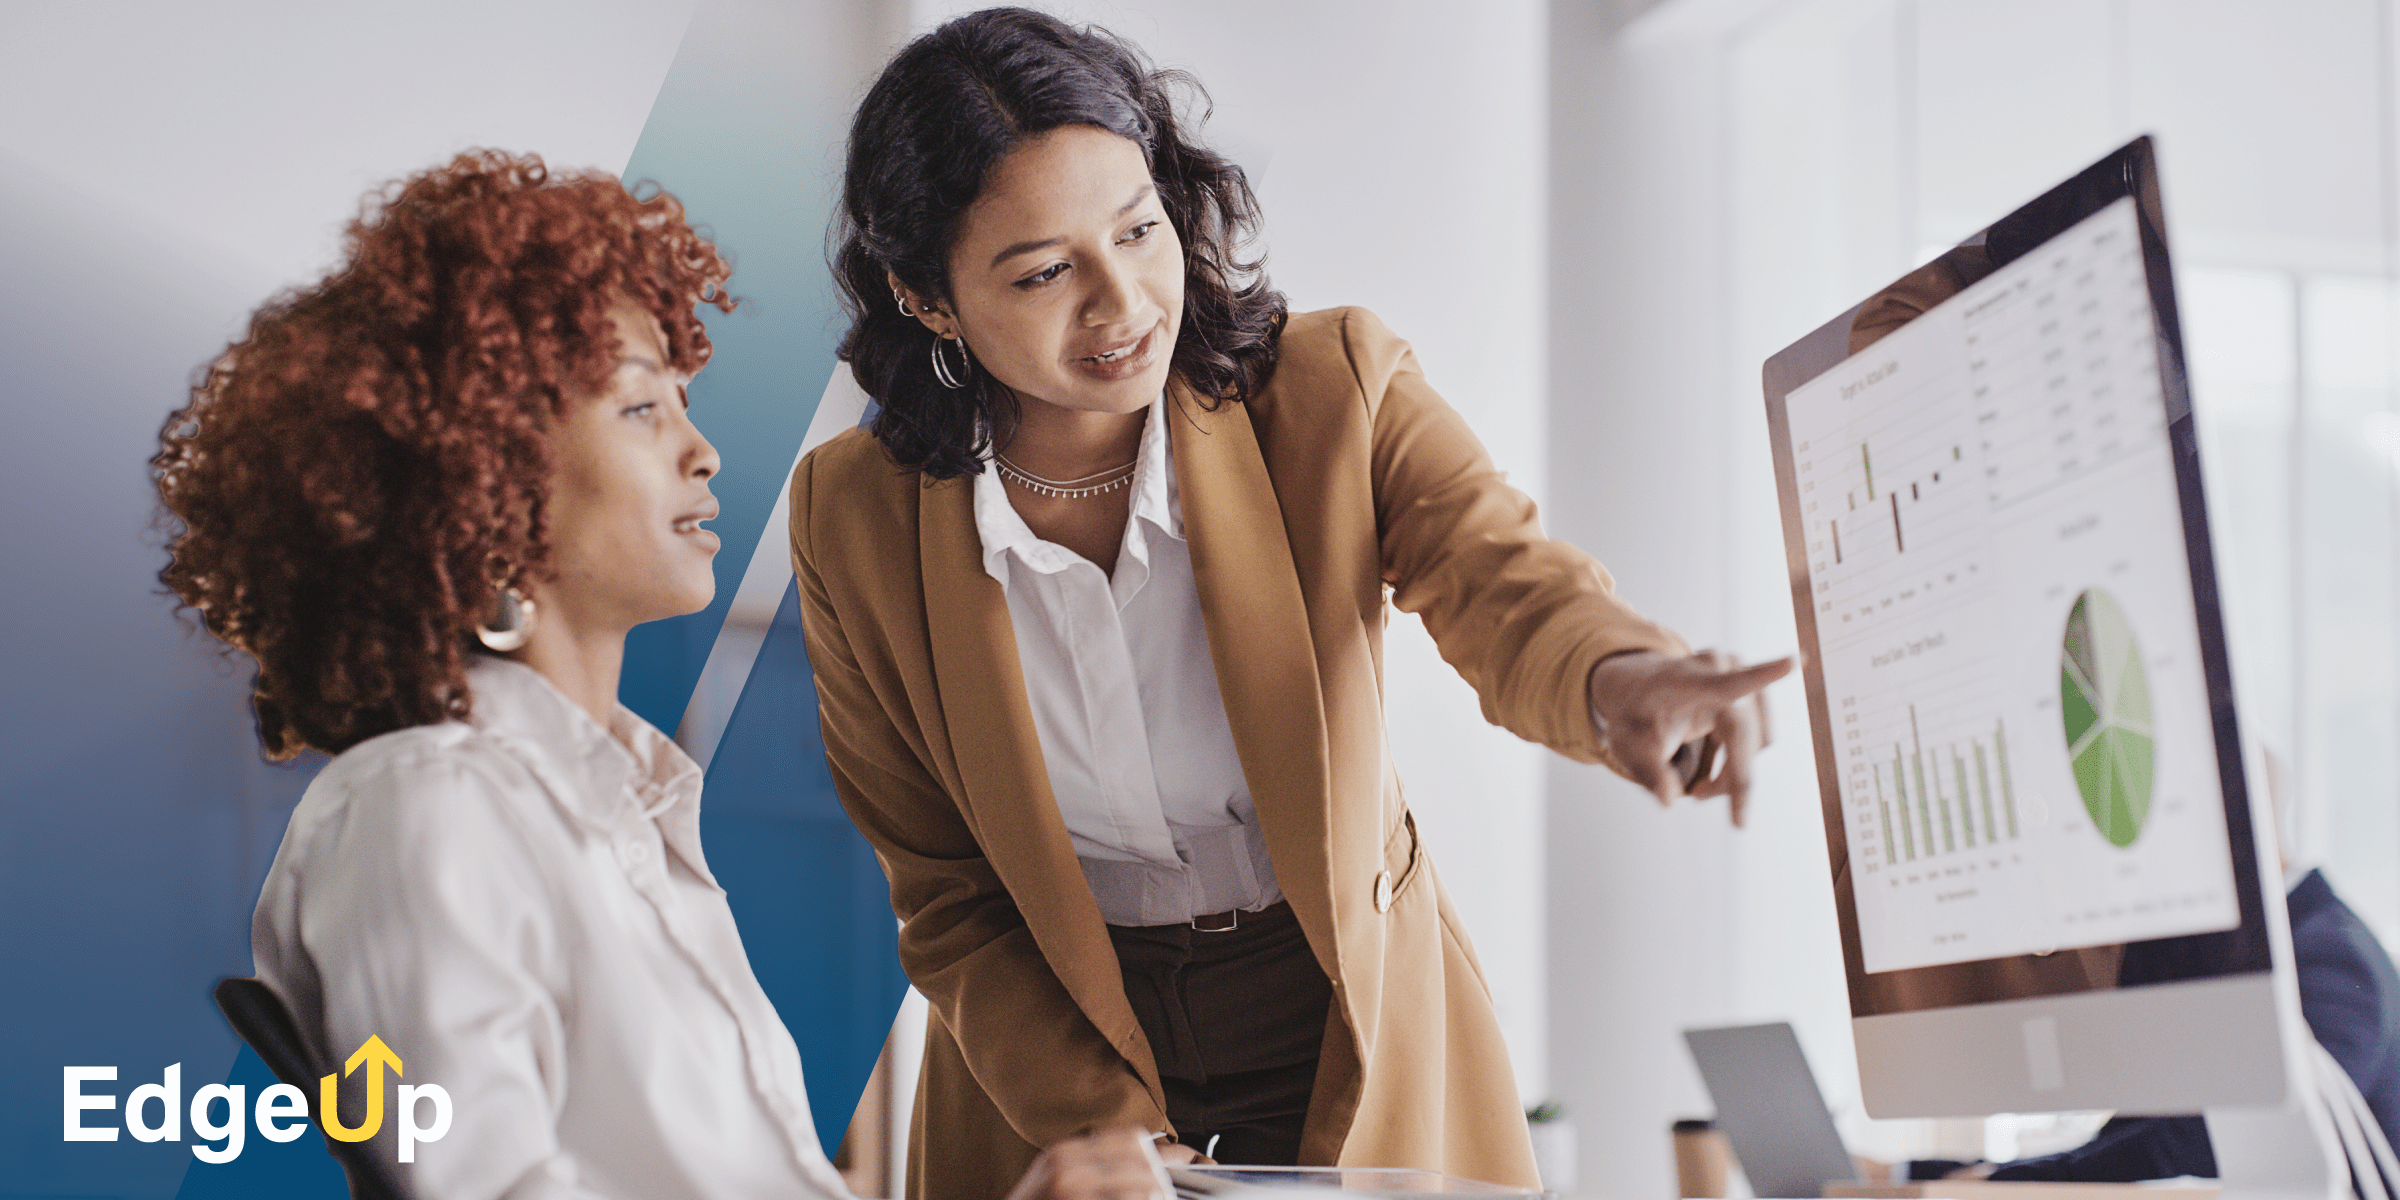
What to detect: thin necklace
<box><xmin>994</xmin><ymin>451</ymin><xmax>1138</xmax><ymax>500</ymax></box>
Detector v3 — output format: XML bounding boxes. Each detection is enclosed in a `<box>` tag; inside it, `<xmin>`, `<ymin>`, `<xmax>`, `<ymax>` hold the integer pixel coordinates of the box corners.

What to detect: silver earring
<box><xmin>894</xmin><ymin>290</ymin><xmax>916</xmax><ymax>317</ymax></box>
<box><xmin>931</xmin><ymin>333</ymin><xmax>971</xmax><ymax>389</ymax></box>
<box><xmin>476</xmin><ymin>584</ymin><xmax>537</xmax><ymax>652</ymax></box>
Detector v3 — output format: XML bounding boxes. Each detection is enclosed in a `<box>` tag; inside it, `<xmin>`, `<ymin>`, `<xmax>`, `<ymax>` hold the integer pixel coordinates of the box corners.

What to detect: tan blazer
<box><xmin>788</xmin><ymin>308</ymin><xmax>1684</xmax><ymax>1200</ymax></box>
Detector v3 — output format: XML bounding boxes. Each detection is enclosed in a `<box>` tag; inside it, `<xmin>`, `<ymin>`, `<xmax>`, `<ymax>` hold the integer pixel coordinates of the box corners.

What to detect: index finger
<box><xmin>1699</xmin><ymin>655</ymin><xmax>1795</xmax><ymax>700</ymax></box>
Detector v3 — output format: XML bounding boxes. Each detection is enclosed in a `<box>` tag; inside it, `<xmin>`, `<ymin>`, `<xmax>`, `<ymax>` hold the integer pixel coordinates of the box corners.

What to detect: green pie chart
<box><xmin>2061</xmin><ymin>588</ymin><xmax>2156</xmax><ymax>847</ymax></box>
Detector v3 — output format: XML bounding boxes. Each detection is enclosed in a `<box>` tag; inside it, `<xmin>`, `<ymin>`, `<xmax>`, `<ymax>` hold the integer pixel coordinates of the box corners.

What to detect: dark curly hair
<box><xmin>835</xmin><ymin>6</ymin><xmax>1287</xmax><ymax>479</ymax></box>
<box><xmin>152</xmin><ymin>150</ymin><xmax>735</xmax><ymax>760</ymax></box>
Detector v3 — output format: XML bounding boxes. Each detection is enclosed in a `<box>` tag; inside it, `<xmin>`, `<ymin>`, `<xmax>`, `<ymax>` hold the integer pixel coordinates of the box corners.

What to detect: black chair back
<box><xmin>214</xmin><ymin>977</ymin><xmax>407</xmax><ymax>1200</ymax></box>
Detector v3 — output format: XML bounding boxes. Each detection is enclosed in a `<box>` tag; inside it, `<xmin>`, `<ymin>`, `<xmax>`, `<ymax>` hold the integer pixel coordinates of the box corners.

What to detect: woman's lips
<box><xmin>1071</xmin><ymin>323</ymin><xmax>1161</xmax><ymax>383</ymax></box>
<box><xmin>672</xmin><ymin>508</ymin><xmax>721</xmax><ymax>553</ymax></box>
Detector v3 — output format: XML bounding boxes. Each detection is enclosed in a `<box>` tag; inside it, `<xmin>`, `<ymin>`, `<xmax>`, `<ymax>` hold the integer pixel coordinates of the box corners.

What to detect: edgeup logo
<box><xmin>64</xmin><ymin>1036</ymin><xmax>452</xmax><ymax>1164</ymax></box>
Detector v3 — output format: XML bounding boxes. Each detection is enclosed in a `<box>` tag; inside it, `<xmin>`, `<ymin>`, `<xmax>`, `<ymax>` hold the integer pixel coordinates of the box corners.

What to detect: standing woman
<box><xmin>791</xmin><ymin>9</ymin><xmax>1791</xmax><ymax>1198</ymax></box>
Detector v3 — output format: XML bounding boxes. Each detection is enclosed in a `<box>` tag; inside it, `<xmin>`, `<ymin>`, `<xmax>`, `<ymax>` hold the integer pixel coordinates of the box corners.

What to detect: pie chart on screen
<box><xmin>2062</xmin><ymin>588</ymin><xmax>2156</xmax><ymax>849</ymax></box>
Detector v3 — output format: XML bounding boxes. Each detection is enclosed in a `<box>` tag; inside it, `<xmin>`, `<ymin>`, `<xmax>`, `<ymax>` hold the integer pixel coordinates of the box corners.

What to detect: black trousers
<box><xmin>1106</xmin><ymin>901</ymin><xmax>1335</xmax><ymax>1164</ymax></box>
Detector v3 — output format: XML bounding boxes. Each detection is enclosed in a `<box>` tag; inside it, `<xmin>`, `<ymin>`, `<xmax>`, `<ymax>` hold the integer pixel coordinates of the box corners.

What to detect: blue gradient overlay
<box><xmin>3</xmin><ymin>3</ymin><xmax>904</xmax><ymax>1195</ymax></box>
<box><xmin>0</xmin><ymin>157</ymin><xmax>313</xmax><ymax>1200</ymax></box>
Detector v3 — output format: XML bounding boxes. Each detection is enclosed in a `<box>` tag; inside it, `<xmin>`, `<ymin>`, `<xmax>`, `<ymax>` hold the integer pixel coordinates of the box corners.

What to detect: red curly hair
<box><xmin>153</xmin><ymin>149</ymin><xmax>735</xmax><ymax>760</ymax></box>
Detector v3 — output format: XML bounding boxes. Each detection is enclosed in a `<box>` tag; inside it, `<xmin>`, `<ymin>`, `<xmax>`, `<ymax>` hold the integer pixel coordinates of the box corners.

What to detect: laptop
<box><xmin>1685</xmin><ymin>1022</ymin><xmax>1859</xmax><ymax>1197</ymax></box>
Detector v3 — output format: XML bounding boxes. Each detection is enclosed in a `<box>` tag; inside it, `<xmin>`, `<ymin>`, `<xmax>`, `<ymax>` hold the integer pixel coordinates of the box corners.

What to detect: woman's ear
<box><xmin>886</xmin><ymin>272</ymin><xmax>953</xmax><ymax>338</ymax></box>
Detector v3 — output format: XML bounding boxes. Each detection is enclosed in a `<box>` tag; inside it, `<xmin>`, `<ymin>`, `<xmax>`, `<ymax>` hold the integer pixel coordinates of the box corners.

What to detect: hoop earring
<box><xmin>476</xmin><ymin>585</ymin><xmax>538</xmax><ymax>652</ymax></box>
<box><xmin>893</xmin><ymin>290</ymin><xmax>915</xmax><ymax>318</ymax></box>
<box><xmin>931</xmin><ymin>334</ymin><xmax>972</xmax><ymax>390</ymax></box>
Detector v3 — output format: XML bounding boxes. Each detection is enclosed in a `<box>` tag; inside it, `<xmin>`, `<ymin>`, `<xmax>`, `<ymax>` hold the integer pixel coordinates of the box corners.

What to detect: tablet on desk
<box><xmin>1168</xmin><ymin>1165</ymin><xmax>1538</xmax><ymax>1198</ymax></box>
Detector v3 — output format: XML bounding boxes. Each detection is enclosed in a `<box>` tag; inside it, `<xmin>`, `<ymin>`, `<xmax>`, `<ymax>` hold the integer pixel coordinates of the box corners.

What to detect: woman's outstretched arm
<box><xmin>1341</xmin><ymin>306</ymin><xmax>1788</xmax><ymax>819</ymax></box>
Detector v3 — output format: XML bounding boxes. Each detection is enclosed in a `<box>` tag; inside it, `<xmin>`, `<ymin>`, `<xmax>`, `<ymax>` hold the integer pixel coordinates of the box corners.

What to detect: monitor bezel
<box><xmin>1761</xmin><ymin>135</ymin><xmax>2274</xmax><ymax>1021</ymax></box>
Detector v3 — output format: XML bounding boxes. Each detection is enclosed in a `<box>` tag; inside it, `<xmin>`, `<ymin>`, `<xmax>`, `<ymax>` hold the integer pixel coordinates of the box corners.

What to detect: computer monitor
<box><xmin>1760</xmin><ymin>137</ymin><xmax>2311</xmax><ymax>1123</ymax></box>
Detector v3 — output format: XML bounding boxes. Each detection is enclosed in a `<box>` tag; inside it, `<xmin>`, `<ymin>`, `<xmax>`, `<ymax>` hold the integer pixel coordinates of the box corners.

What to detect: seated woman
<box><xmin>152</xmin><ymin>149</ymin><xmax>1165</xmax><ymax>1200</ymax></box>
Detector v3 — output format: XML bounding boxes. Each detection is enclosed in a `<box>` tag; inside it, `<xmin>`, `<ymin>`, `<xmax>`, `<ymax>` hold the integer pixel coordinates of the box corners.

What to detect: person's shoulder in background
<box><xmin>2287</xmin><ymin>868</ymin><xmax>2400</xmax><ymax>1137</ymax></box>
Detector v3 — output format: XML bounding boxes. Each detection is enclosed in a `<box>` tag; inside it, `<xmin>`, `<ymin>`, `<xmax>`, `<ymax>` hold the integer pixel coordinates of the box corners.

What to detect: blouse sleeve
<box><xmin>787</xmin><ymin>450</ymin><xmax>1167</xmax><ymax>1148</ymax></box>
<box><xmin>269</xmin><ymin>748</ymin><xmax>618</xmax><ymax>1200</ymax></box>
<box><xmin>1342</xmin><ymin>307</ymin><xmax>1689</xmax><ymax>772</ymax></box>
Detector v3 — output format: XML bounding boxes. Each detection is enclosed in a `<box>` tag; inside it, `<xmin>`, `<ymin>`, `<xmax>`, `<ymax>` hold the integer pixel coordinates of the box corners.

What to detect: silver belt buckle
<box><xmin>1191</xmin><ymin>907</ymin><xmax>1239</xmax><ymax>933</ymax></box>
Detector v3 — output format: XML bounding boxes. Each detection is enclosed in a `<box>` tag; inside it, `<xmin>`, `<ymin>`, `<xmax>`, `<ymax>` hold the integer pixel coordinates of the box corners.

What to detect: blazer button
<box><xmin>1374</xmin><ymin>870</ymin><xmax>1393</xmax><ymax>913</ymax></box>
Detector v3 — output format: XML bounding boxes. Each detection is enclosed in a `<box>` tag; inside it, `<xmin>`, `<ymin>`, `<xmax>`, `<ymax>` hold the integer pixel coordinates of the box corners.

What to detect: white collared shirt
<box><xmin>253</xmin><ymin>656</ymin><xmax>852</xmax><ymax>1200</ymax></box>
<box><xmin>973</xmin><ymin>393</ymin><xmax>1281</xmax><ymax>926</ymax></box>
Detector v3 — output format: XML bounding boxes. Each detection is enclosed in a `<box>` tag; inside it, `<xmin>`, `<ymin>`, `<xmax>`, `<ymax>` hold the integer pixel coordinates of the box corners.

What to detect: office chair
<box><xmin>213</xmin><ymin>977</ymin><xmax>407</xmax><ymax>1200</ymax></box>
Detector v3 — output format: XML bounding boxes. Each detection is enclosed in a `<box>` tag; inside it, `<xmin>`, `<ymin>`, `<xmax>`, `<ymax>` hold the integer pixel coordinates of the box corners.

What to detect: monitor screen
<box><xmin>1764</xmin><ymin>138</ymin><xmax>2273</xmax><ymax>1028</ymax></box>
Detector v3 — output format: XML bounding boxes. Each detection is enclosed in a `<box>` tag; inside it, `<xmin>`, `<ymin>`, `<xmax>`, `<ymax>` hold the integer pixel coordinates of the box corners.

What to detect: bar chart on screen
<box><xmin>1830</xmin><ymin>631</ymin><xmax>2037</xmax><ymax>917</ymax></box>
<box><xmin>1856</xmin><ymin>705</ymin><xmax>2020</xmax><ymax>869</ymax></box>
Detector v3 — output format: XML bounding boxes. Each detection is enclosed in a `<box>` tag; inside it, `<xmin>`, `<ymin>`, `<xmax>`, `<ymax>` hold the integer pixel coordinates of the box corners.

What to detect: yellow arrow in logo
<box><xmin>320</xmin><ymin>1035</ymin><xmax>405</xmax><ymax>1143</ymax></box>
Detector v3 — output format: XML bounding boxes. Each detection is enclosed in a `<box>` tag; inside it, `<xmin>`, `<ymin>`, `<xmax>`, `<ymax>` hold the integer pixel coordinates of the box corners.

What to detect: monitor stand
<box><xmin>2209</xmin><ymin>1092</ymin><xmax>2362</xmax><ymax>1200</ymax></box>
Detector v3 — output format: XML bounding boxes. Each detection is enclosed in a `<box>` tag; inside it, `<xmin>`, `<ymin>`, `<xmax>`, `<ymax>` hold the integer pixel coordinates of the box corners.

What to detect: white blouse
<box><xmin>252</xmin><ymin>656</ymin><xmax>852</xmax><ymax>1200</ymax></box>
<box><xmin>973</xmin><ymin>392</ymin><xmax>1281</xmax><ymax>927</ymax></box>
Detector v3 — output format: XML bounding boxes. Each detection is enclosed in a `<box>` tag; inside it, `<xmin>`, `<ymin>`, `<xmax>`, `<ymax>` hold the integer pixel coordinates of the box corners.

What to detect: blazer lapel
<box><xmin>913</xmin><ymin>475</ymin><xmax>1161</xmax><ymax>1090</ymax></box>
<box><xmin>1166</xmin><ymin>386</ymin><xmax>1338</xmax><ymax>941</ymax></box>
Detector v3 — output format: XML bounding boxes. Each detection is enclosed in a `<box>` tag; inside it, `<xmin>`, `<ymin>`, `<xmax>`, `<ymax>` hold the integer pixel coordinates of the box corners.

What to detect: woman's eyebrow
<box><xmin>985</xmin><ymin>185</ymin><xmax>1159</xmax><ymax>269</ymax></box>
<box><xmin>989</xmin><ymin>236</ymin><xmax>1063</xmax><ymax>269</ymax></box>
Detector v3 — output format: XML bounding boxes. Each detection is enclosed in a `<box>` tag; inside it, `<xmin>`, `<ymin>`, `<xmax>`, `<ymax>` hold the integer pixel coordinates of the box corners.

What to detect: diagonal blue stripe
<box><xmin>704</xmin><ymin>580</ymin><xmax>909</xmax><ymax>1155</ymax></box>
<box><xmin>608</xmin><ymin>0</ymin><xmax>907</xmax><ymax>1167</ymax></box>
<box><xmin>612</xmin><ymin>3</ymin><xmax>847</xmax><ymax>735</ymax></box>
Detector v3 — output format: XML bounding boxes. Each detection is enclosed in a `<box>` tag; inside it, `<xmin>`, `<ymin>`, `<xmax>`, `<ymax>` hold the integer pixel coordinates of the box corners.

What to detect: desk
<box><xmin>1827</xmin><ymin>1181</ymin><xmax>2217</xmax><ymax>1200</ymax></box>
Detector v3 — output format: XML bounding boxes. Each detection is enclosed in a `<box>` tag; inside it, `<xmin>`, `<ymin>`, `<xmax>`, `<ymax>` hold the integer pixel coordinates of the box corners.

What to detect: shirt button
<box><xmin>622</xmin><ymin>841</ymin><xmax>650</xmax><ymax>867</ymax></box>
<box><xmin>1374</xmin><ymin>870</ymin><xmax>1394</xmax><ymax>913</ymax></box>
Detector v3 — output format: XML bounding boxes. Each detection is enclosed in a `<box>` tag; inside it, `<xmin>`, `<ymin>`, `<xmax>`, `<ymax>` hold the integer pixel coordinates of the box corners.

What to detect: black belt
<box><xmin>1185</xmin><ymin>899</ymin><xmax>1288</xmax><ymax>933</ymax></box>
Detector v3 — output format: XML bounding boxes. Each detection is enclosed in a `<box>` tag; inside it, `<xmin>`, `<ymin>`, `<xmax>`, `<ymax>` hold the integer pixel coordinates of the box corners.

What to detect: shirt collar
<box><xmin>1129</xmin><ymin>389</ymin><xmax>1180</xmax><ymax>540</ymax></box>
<box><xmin>463</xmin><ymin>655</ymin><xmax>712</xmax><ymax>881</ymax></box>
<box><xmin>972</xmin><ymin>391</ymin><xmax>1180</xmax><ymax>587</ymax></box>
